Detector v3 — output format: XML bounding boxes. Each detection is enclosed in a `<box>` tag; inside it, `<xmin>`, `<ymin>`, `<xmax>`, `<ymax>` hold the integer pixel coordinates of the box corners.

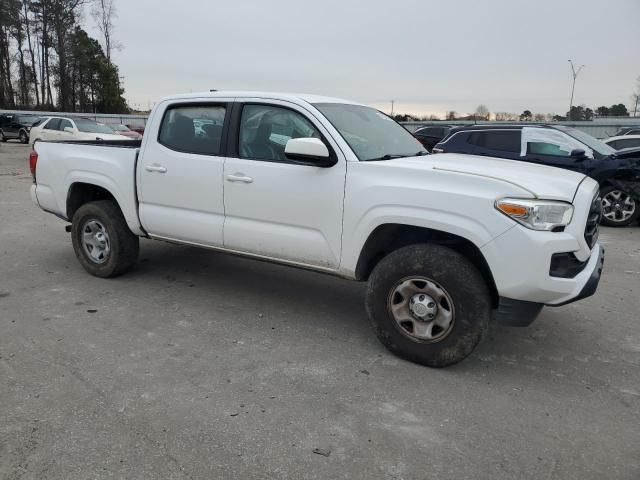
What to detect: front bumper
<box><xmin>492</xmin><ymin>245</ymin><xmax>604</xmax><ymax>326</ymax></box>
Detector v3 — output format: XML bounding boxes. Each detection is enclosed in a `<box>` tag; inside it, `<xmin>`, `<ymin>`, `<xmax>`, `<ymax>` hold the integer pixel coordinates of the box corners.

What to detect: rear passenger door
<box><xmin>137</xmin><ymin>100</ymin><xmax>230</xmax><ymax>246</ymax></box>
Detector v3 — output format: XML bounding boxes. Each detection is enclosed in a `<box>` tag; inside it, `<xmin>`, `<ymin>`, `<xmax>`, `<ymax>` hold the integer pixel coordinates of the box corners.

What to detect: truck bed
<box><xmin>32</xmin><ymin>139</ymin><xmax>145</xmax><ymax>235</ymax></box>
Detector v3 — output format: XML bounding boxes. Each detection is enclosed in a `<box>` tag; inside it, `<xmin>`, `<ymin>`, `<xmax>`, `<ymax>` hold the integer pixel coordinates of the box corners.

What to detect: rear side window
<box><xmin>468</xmin><ymin>130</ymin><xmax>520</xmax><ymax>153</ymax></box>
<box><xmin>627</xmin><ymin>129</ymin><xmax>640</xmax><ymax>136</ymax></box>
<box><xmin>44</xmin><ymin>118</ymin><xmax>62</xmax><ymax>131</ymax></box>
<box><xmin>158</xmin><ymin>104</ymin><xmax>226</xmax><ymax>155</ymax></box>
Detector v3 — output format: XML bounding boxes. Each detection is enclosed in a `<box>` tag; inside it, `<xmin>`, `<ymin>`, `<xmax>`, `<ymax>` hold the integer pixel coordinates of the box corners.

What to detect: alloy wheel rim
<box><xmin>81</xmin><ymin>219</ymin><xmax>111</xmax><ymax>264</ymax></box>
<box><xmin>602</xmin><ymin>190</ymin><xmax>635</xmax><ymax>223</ymax></box>
<box><xmin>387</xmin><ymin>276</ymin><xmax>455</xmax><ymax>343</ymax></box>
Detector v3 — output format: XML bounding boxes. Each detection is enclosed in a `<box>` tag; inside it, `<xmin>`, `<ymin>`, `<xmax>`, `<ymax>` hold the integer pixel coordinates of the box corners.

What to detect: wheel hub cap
<box><xmin>409</xmin><ymin>293</ymin><xmax>437</xmax><ymax>319</ymax></box>
<box><xmin>81</xmin><ymin>220</ymin><xmax>111</xmax><ymax>264</ymax></box>
<box><xmin>388</xmin><ymin>277</ymin><xmax>455</xmax><ymax>343</ymax></box>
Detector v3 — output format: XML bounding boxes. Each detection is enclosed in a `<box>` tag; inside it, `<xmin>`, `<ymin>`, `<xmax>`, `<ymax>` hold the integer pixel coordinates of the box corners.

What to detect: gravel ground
<box><xmin>1</xmin><ymin>141</ymin><xmax>639</xmax><ymax>480</ymax></box>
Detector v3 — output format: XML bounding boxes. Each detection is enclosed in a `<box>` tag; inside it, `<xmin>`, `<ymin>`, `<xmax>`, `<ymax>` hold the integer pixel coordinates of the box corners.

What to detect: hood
<box><xmin>386</xmin><ymin>153</ymin><xmax>587</xmax><ymax>201</ymax></box>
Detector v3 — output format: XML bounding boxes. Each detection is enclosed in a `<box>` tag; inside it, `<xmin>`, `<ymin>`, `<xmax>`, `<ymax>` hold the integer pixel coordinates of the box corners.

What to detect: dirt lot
<box><xmin>1</xmin><ymin>140</ymin><xmax>639</xmax><ymax>480</ymax></box>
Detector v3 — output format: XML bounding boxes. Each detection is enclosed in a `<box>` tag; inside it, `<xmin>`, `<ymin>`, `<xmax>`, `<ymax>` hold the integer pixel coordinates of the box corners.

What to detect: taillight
<box><xmin>29</xmin><ymin>150</ymin><xmax>38</xmax><ymax>182</ymax></box>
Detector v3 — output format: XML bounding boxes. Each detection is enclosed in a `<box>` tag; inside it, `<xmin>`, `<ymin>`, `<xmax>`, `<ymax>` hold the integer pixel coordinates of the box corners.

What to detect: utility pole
<box><xmin>567</xmin><ymin>60</ymin><xmax>584</xmax><ymax>121</ymax></box>
<box><xmin>390</xmin><ymin>100</ymin><xmax>394</xmax><ymax>116</ymax></box>
<box><xmin>634</xmin><ymin>94</ymin><xmax>639</xmax><ymax>118</ymax></box>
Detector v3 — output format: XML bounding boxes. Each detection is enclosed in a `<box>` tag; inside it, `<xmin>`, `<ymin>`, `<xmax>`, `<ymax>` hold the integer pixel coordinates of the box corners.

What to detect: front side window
<box><xmin>527</xmin><ymin>141</ymin><xmax>571</xmax><ymax>157</ymax></box>
<box><xmin>59</xmin><ymin>119</ymin><xmax>73</xmax><ymax>131</ymax></box>
<box><xmin>314</xmin><ymin>103</ymin><xmax>424</xmax><ymax>161</ymax></box>
<box><xmin>158</xmin><ymin>105</ymin><xmax>226</xmax><ymax>155</ymax></box>
<box><xmin>239</xmin><ymin>104</ymin><xmax>321</xmax><ymax>162</ymax></box>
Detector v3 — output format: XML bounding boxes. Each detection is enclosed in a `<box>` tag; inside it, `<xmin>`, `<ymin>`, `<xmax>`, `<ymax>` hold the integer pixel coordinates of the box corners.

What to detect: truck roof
<box><xmin>159</xmin><ymin>91</ymin><xmax>362</xmax><ymax>106</ymax></box>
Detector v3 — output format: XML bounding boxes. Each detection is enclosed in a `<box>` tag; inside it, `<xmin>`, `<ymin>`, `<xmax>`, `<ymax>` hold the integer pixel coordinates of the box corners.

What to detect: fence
<box><xmin>0</xmin><ymin>109</ymin><xmax>148</xmax><ymax>128</ymax></box>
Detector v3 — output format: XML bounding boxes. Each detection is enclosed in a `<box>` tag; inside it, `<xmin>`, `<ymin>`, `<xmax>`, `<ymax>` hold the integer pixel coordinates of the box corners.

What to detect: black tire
<box><xmin>366</xmin><ymin>244</ymin><xmax>491</xmax><ymax>368</ymax></box>
<box><xmin>600</xmin><ymin>185</ymin><xmax>639</xmax><ymax>227</ymax></box>
<box><xmin>19</xmin><ymin>130</ymin><xmax>28</xmax><ymax>144</ymax></box>
<box><xmin>71</xmin><ymin>200</ymin><xmax>139</xmax><ymax>278</ymax></box>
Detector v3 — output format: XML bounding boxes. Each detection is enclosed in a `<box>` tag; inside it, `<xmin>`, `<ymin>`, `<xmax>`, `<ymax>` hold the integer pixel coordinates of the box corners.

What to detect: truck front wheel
<box><xmin>366</xmin><ymin>244</ymin><xmax>491</xmax><ymax>367</ymax></box>
<box><xmin>71</xmin><ymin>200</ymin><xmax>139</xmax><ymax>278</ymax></box>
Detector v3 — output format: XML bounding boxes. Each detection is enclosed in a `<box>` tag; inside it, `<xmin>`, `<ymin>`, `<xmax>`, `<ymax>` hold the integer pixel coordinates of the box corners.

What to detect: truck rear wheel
<box><xmin>366</xmin><ymin>244</ymin><xmax>490</xmax><ymax>367</ymax></box>
<box><xmin>71</xmin><ymin>200</ymin><xmax>139</xmax><ymax>278</ymax></box>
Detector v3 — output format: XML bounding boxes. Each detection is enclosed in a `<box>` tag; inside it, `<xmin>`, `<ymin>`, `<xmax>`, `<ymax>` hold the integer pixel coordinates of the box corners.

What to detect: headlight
<box><xmin>495</xmin><ymin>198</ymin><xmax>574</xmax><ymax>231</ymax></box>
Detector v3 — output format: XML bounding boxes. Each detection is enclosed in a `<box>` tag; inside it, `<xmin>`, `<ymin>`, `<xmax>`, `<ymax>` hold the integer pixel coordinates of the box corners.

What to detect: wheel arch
<box><xmin>355</xmin><ymin>223</ymin><xmax>499</xmax><ymax>307</ymax></box>
<box><xmin>67</xmin><ymin>182</ymin><xmax>122</xmax><ymax>221</ymax></box>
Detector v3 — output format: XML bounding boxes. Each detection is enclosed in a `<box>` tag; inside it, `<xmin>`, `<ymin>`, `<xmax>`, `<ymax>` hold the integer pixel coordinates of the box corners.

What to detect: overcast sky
<box><xmin>84</xmin><ymin>0</ymin><xmax>640</xmax><ymax>117</ymax></box>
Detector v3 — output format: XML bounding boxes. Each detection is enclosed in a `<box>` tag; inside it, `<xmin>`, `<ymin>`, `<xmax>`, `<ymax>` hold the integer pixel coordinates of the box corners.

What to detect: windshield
<box><xmin>314</xmin><ymin>103</ymin><xmax>425</xmax><ymax>161</ymax></box>
<box><xmin>74</xmin><ymin>118</ymin><xmax>116</xmax><ymax>134</ymax></box>
<box><xmin>556</xmin><ymin>126</ymin><xmax>616</xmax><ymax>156</ymax></box>
<box><xmin>112</xmin><ymin>124</ymin><xmax>129</xmax><ymax>132</ymax></box>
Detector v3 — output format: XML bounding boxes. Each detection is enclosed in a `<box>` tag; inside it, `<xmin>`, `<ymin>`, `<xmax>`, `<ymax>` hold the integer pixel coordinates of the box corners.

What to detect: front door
<box><xmin>223</xmin><ymin>101</ymin><xmax>346</xmax><ymax>269</ymax></box>
<box><xmin>137</xmin><ymin>101</ymin><xmax>229</xmax><ymax>246</ymax></box>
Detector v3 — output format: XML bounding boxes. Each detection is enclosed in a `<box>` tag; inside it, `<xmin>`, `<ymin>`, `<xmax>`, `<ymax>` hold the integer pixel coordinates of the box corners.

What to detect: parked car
<box><xmin>433</xmin><ymin>124</ymin><xmax>640</xmax><ymax>227</ymax></box>
<box><xmin>604</xmin><ymin>135</ymin><xmax>640</xmax><ymax>151</ymax></box>
<box><xmin>29</xmin><ymin>117</ymin><xmax>131</xmax><ymax>146</ymax></box>
<box><xmin>0</xmin><ymin>113</ymin><xmax>42</xmax><ymax>143</ymax></box>
<box><xmin>612</xmin><ymin>126</ymin><xmax>640</xmax><ymax>137</ymax></box>
<box><xmin>126</xmin><ymin>124</ymin><xmax>145</xmax><ymax>135</ymax></box>
<box><xmin>412</xmin><ymin>125</ymin><xmax>455</xmax><ymax>152</ymax></box>
<box><xmin>29</xmin><ymin>91</ymin><xmax>604</xmax><ymax>368</ymax></box>
<box><xmin>110</xmin><ymin>123</ymin><xmax>143</xmax><ymax>139</ymax></box>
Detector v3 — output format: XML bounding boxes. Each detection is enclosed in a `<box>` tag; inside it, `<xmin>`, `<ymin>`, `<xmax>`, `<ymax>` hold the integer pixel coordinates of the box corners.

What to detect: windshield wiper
<box><xmin>414</xmin><ymin>150</ymin><xmax>429</xmax><ymax>156</ymax></box>
<box><xmin>367</xmin><ymin>154</ymin><xmax>407</xmax><ymax>161</ymax></box>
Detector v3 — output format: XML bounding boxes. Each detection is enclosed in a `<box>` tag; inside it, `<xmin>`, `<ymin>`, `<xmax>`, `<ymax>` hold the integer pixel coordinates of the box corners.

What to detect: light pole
<box><xmin>390</xmin><ymin>100</ymin><xmax>395</xmax><ymax>116</ymax></box>
<box><xmin>567</xmin><ymin>60</ymin><xmax>584</xmax><ymax>121</ymax></box>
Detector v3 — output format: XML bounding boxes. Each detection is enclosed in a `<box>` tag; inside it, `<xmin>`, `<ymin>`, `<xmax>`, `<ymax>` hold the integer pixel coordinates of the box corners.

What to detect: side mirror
<box><xmin>284</xmin><ymin>137</ymin><xmax>336</xmax><ymax>167</ymax></box>
<box><xmin>63</xmin><ymin>126</ymin><xmax>74</xmax><ymax>134</ymax></box>
<box><xmin>570</xmin><ymin>148</ymin><xmax>586</xmax><ymax>159</ymax></box>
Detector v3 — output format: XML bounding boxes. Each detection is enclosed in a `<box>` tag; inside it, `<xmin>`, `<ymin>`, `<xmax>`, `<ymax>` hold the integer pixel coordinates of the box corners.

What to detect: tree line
<box><xmin>0</xmin><ymin>0</ymin><xmax>128</xmax><ymax>113</ymax></box>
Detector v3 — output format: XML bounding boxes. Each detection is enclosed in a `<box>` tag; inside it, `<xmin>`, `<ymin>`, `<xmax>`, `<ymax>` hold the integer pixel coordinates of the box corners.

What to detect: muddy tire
<box><xmin>71</xmin><ymin>200</ymin><xmax>139</xmax><ymax>278</ymax></box>
<box><xmin>366</xmin><ymin>244</ymin><xmax>491</xmax><ymax>368</ymax></box>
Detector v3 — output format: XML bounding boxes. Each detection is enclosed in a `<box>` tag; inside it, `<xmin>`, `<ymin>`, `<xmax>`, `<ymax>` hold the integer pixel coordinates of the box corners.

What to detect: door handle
<box><xmin>226</xmin><ymin>173</ymin><xmax>253</xmax><ymax>183</ymax></box>
<box><xmin>145</xmin><ymin>164</ymin><xmax>167</xmax><ymax>173</ymax></box>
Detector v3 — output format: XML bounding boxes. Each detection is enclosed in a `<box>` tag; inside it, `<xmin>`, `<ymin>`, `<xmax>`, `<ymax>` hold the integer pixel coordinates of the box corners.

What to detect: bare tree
<box><xmin>474</xmin><ymin>104</ymin><xmax>489</xmax><ymax>120</ymax></box>
<box><xmin>91</xmin><ymin>0</ymin><xmax>120</xmax><ymax>63</ymax></box>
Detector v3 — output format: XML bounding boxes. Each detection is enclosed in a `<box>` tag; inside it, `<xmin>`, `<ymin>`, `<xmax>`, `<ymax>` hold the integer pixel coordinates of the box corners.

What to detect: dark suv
<box><xmin>0</xmin><ymin>113</ymin><xmax>42</xmax><ymax>144</ymax></box>
<box><xmin>433</xmin><ymin>124</ymin><xmax>640</xmax><ymax>227</ymax></box>
<box><xmin>412</xmin><ymin>125</ymin><xmax>454</xmax><ymax>152</ymax></box>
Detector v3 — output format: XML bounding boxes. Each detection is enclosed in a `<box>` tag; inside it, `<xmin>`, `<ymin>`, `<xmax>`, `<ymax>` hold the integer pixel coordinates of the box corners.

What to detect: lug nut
<box><xmin>428</xmin><ymin>302</ymin><xmax>435</xmax><ymax>308</ymax></box>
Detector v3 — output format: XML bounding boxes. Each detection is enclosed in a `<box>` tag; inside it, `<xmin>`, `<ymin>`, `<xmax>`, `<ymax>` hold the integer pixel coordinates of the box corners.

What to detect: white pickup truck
<box><xmin>29</xmin><ymin>91</ymin><xmax>605</xmax><ymax>367</ymax></box>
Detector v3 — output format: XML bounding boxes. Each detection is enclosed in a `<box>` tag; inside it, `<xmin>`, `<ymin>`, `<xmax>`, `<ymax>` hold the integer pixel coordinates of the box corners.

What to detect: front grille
<box><xmin>584</xmin><ymin>193</ymin><xmax>601</xmax><ymax>249</ymax></box>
